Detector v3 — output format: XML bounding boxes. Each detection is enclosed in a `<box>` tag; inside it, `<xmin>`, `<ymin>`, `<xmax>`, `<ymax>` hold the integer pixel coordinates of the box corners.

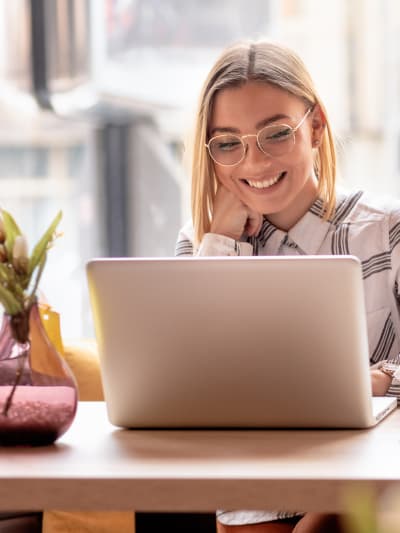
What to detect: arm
<box><xmin>175</xmin><ymin>230</ymin><xmax>253</xmax><ymax>257</ymax></box>
<box><xmin>175</xmin><ymin>185</ymin><xmax>261</xmax><ymax>257</ymax></box>
<box><xmin>380</xmin><ymin>206</ymin><xmax>400</xmax><ymax>399</ymax></box>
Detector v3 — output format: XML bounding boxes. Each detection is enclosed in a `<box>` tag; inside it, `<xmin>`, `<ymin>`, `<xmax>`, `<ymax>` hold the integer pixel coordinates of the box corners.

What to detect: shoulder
<box><xmin>330</xmin><ymin>188</ymin><xmax>400</xmax><ymax>254</ymax></box>
<box><xmin>334</xmin><ymin>187</ymin><xmax>400</xmax><ymax>226</ymax></box>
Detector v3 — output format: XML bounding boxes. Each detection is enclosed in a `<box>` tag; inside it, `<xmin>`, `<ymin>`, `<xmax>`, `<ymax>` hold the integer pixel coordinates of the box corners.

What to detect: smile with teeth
<box><xmin>245</xmin><ymin>171</ymin><xmax>286</xmax><ymax>189</ymax></box>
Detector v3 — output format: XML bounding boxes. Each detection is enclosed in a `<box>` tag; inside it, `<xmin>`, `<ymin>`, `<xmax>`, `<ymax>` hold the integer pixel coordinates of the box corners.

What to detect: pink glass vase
<box><xmin>0</xmin><ymin>303</ymin><xmax>78</xmax><ymax>445</ymax></box>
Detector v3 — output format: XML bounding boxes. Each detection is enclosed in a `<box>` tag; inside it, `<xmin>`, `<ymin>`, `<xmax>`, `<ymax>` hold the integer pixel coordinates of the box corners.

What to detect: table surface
<box><xmin>1</xmin><ymin>401</ymin><xmax>400</xmax><ymax>513</ymax></box>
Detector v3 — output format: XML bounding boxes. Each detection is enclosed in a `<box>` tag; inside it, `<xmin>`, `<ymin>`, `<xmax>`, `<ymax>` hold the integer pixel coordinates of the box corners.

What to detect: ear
<box><xmin>310</xmin><ymin>104</ymin><xmax>326</xmax><ymax>148</ymax></box>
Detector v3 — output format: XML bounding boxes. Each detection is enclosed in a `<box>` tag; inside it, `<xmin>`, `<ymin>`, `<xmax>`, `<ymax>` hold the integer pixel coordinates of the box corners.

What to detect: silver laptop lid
<box><xmin>87</xmin><ymin>256</ymin><xmax>387</xmax><ymax>429</ymax></box>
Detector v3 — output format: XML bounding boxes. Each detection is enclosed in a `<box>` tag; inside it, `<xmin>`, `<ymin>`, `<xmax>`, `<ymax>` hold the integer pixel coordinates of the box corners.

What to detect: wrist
<box><xmin>378</xmin><ymin>369</ymin><xmax>393</xmax><ymax>383</ymax></box>
<box><xmin>371</xmin><ymin>369</ymin><xmax>392</xmax><ymax>396</ymax></box>
<box><xmin>209</xmin><ymin>226</ymin><xmax>242</xmax><ymax>241</ymax></box>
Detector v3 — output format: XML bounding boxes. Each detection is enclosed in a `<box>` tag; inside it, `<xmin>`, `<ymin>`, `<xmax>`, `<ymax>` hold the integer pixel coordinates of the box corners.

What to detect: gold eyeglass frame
<box><xmin>205</xmin><ymin>107</ymin><xmax>312</xmax><ymax>167</ymax></box>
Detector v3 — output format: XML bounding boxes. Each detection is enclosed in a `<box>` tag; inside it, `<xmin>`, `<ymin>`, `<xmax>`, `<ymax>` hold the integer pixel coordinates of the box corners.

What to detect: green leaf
<box><xmin>0</xmin><ymin>263</ymin><xmax>27</xmax><ymax>295</ymax></box>
<box><xmin>12</xmin><ymin>280</ymin><xmax>26</xmax><ymax>299</ymax></box>
<box><xmin>1</xmin><ymin>209</ymin><xmax>22</xmax><ymax>260</ymax></box>
<box><xmin>28</xmin><ymin>210</ymin><xmax>62</xmax><ymax>277</ymax></box>
<box><xmin>0</xmin><ymin>263</ymin><xmax>10</xmax><ymax>283</ymax></box>
<box><xmin>0</xmin><ymin>283</ymin><xmax>23</xmax><ymax>314</ymax></box>
<box><xmin>27</xmin><ymin>253</ymin><xmax>46</xmax><ymax>306</ymax></box>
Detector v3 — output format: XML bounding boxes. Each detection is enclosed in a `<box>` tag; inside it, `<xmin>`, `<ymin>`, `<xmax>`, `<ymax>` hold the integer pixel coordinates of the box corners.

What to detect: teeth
<box><xmin>246</xmin><ymin>173</ymin><xmax>284</xmax><ymax>189</ymax></box>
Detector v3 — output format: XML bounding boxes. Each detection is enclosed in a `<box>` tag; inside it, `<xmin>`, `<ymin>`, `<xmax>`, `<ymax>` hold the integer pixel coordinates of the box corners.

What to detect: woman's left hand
<box><xmin>370</xmin><ymin>369</ymin><xmax>392</xmax><ymax>395</ymax></box>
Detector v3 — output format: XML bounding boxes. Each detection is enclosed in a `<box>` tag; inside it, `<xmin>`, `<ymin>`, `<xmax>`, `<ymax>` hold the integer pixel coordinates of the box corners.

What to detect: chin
<box><xmin>248</xmin><ymin>201</ymin><xmax>284</xmax><ymax>217</ymax></box>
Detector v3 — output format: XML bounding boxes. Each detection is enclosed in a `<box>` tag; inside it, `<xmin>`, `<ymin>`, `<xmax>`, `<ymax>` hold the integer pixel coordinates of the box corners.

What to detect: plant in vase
<box><xmin>0</xmin><ymin>209</ymin><xmax>78</xmax><ymax>445</ymax></box>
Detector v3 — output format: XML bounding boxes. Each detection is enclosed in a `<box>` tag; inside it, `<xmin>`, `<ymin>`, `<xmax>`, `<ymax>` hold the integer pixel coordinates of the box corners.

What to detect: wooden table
<box><xmin>1</xmin><ymin>402</ymin><xmax>400</xmax><ymax>513</ymax></box>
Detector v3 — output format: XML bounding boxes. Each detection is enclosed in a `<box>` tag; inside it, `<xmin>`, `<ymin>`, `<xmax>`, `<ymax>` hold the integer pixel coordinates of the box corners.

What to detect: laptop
<box><xmin>86</xmin><ymin>256</ymin><xmax>397</xmax><ymax>429</ymax></box>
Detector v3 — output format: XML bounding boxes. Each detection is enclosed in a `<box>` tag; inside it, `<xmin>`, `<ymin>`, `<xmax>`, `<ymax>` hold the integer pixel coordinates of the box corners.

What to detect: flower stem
<box><xmin>10</xmin><ymin>309</ymin><xmax>31</xmax><ymax>343</ymax></box>
<box><xmin>2</xmin><ymin>347</ymin><xmax>28</xmax><ymax>416</ymax></box>
<box><xmin>1</xmin><ymin>309</ymin><xmax>31</xmax><ymax>416</ymax></box>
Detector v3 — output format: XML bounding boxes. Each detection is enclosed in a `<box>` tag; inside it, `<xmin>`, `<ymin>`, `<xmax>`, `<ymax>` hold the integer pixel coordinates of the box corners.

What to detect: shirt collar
<box><xmin>286</xmin><ymin>209</ymin><xmax>331</xmax><ymax>254</ymax></box>
<box><xmin>255</xmin><ymin>191</ymin><xmax>348</xmax><ymax>255</ymax></box>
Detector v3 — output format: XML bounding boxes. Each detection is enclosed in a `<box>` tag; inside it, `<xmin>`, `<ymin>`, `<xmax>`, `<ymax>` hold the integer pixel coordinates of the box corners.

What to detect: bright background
<box><xmin>0</xmin><ymin>0</ymin><xmax>399</xmax><ymax>338</ymax></box>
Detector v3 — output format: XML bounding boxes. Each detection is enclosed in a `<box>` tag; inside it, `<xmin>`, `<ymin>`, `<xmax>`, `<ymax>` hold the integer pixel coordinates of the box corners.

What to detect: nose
<box><xmin>241</xmin><ymin>137</ymin><xmax>272</xmax><ymax>167</ymax></box>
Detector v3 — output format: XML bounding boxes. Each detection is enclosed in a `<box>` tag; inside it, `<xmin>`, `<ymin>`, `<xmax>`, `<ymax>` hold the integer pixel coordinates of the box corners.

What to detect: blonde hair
<box><xmin>190</xmin><ymin>41</ymin><xmax>337</xmax><ymax>246</ymax></box>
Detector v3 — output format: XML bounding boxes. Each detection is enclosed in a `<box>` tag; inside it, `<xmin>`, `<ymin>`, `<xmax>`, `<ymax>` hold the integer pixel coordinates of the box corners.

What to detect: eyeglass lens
<box><xmin>208</xmin><ymin>123</ymin><xmax>295</xmax><ymax>165</ymax></box>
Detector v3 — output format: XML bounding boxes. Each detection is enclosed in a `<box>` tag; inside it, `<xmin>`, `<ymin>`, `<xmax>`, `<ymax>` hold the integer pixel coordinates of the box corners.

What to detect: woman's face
<box><xmin>208</xmin><ymin>81</ymin><xmax>325</xmax><ymax>230</ymax></box>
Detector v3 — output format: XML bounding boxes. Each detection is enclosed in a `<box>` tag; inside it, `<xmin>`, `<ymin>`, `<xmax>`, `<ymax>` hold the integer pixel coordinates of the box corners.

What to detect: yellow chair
<box><xmin>42</xmin><ymin>340</ymin><xmax>135</xmax><ymax>533</ymax></box>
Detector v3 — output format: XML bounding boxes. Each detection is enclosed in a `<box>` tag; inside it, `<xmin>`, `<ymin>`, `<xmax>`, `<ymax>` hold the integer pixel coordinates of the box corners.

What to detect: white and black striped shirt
<box><xmin>176</xmin><ymin>189</ymin><xmax>400</xmax><ymax>525</ymax></box>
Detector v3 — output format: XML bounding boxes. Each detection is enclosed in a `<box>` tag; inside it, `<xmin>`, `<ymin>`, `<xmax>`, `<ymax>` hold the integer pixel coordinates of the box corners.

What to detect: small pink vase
<box><xmin>0</xmin><ymin>303</ymin><xmax>78</xmax><ymax>445</ymax></box>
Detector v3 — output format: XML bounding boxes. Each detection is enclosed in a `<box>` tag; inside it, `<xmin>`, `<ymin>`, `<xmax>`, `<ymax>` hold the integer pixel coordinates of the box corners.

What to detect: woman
<box><xmin>176</xmin><ymin>40</ymin><xmax>400</xmax><ymax>533</ymax></box>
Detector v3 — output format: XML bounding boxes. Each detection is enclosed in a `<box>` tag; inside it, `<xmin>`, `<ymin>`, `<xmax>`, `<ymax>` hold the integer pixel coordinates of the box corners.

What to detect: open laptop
<box><xmin>86</xmin><ymin>256</ymin><xmax>397</xmax><ymax>429</ymax></box>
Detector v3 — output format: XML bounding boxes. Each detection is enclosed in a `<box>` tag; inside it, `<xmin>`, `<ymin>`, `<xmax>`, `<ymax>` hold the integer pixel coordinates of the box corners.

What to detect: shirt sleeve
<box><xmin>175</xmin><ymin>221</ymin><xmax>253</xmax><ymax>257</ymax></box>
<box><xmin>389</xmin><ymin>205</ymin><xmax>400</xmax><ymax>300</ymax></box>
<box><xmin>175</xmin><ymin>221</ymin><xmax>195</xmax><ymax>256</ymax></box>
<box><xmin>197</xmin><ymin>233</ymin><xmax>253</xmax><ymax>256</ymax></box>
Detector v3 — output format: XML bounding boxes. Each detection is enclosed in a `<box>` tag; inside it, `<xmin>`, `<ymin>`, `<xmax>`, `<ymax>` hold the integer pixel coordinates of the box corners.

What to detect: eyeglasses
<box><xmin>205</xmin><ymin>107</ymin><xmax>312</xmax><ymax>166</ymax></box>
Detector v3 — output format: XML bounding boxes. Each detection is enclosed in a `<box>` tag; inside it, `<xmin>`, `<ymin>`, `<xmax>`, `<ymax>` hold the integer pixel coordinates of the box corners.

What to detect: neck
<box><xmin>266</xmin><ymin>175</ymin><xmax>319</xmax><ymax>231</ymax></box>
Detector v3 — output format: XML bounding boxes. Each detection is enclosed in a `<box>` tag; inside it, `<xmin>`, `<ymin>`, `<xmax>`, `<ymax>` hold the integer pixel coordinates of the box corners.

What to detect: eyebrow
<box><xmin>209</xmin><ymin>113</ymin><xmax>291</xmax><ymax>136</ymax></box>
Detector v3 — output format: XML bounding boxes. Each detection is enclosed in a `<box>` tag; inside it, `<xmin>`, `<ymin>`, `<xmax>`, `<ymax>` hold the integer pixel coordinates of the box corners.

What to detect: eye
<box><xmin>262</xmin><ymin>126</ymin><xmax>293</xmax><ymax>143</ymax></box>
<box><xmin>211</xmin><ymin>137</ymin><xmax>242</xmax><ymax>152</ymax></box>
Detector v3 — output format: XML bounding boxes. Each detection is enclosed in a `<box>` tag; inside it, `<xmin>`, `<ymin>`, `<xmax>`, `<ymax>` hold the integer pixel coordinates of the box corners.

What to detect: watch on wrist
<box><xmin>379</xmin><ymin>359</ymin><xmax>400</xmax><ymax>379</ymax></box>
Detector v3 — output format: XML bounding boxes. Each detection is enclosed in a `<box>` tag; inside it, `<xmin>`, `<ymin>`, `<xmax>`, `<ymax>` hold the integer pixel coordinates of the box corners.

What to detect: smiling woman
<box><xmin>175</xmin><ymin>40</ymin><xmax>400</xmax><ymax>533</ymax></box>
<box><xmin>181</xmin><ymin>41</ymin><xmax>336</xmax><ymax>249</ymax></box>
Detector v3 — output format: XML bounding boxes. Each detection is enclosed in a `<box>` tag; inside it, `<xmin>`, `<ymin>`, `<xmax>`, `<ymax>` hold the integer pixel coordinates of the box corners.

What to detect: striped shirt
<box><xmin>175</xmin><ymin>189</ymin><xmax>400</xmax><ymax>525</ymax></box>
